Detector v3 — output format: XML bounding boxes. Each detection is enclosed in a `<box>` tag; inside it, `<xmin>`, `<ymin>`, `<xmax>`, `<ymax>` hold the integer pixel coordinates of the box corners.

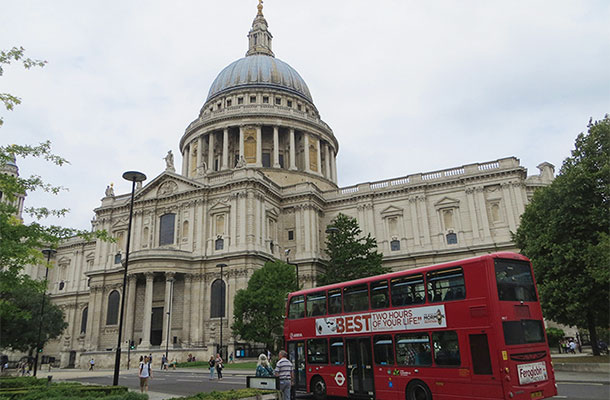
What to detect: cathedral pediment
<box><xmin>434</xmin><ymin>196</ymin><xmax>460</xmax><ymax>209</ymax></box>
<box><xmin>380</xmin><ymin>205</ymin><xmax>404</xmax><ymax>217</ymax></box>
<box><xmin>135</xmin><ymin>172</ymin><xmax>205</xmax><ymax>201</ymax></box>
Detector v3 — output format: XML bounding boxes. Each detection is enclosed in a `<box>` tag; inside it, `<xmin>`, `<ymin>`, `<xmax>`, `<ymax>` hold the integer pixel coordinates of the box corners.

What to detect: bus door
<box><xmin>467</xmin><ymin>331</ymin><xmax>503</xmax><ymax>399</ymax></box>
<box><xmin>288</xmin><ymin>341</ymin><xmax>306</xmax><ymax>392</ymax></box>
<box><xmin>346</xmin><ymin>337</ymin><xmax>374</xmax><ymax>398</ymax></box>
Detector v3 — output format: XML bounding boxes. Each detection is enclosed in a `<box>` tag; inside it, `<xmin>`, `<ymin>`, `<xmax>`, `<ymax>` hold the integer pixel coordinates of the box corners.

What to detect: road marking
<box><xmin>558</xmin><ymin>382</ymin><xmax>604</xmax><ymax>386</ymax></box>
<box><xmin>176</xmin><ymin>379</ymin><xmax>201</xmax><ymax>382</ymax></box>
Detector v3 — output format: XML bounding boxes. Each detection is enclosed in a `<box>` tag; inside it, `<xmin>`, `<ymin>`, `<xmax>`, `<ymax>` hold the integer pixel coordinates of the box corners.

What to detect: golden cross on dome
<box><xmin>257</xmin><ymin>0</ymin><xmax>264</xmax><ymax>15</ymax></box>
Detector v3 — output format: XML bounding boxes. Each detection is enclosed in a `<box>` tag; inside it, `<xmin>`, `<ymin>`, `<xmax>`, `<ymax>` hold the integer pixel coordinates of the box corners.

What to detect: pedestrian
<box><xmin>215</xmin><ymin>353</ymin><xmax>224</xmax><ymax>380</ymax></box>
<box><xmin>208</xmin><ymin>356</ymin><xmax>215</xmax><ymax>380</ymax></box>
<box><xmin>148</xmin><ymin>353</ymin><xmax>153</xmax><ymax>368</ymax></box>
<box><xmin>569</xmin><ymin>340</ymin><xmax>576</xmax><ymax>354</ymax></box>
<box><xmin>274</xmin><ymin>350</ymin><xmax>293</xmax><ymax>400</ymax></box>
<box><xmin>161</xmin><ymin>354</ymin><xmax>167</xmax><ymax>370</ymax></box>
<box><xmin>229</xmin><ymin>352</ymin><xmax>234</xmax><ymax>363</ymax></box>
<box><xmin>170</xmin><ymin>358</ymin><xmax>177</xmax><ymax>370</ymax></box>
<box><xmin>139</xmin><ymin>355</ymin><xmax>152</xmax><ymax>393</ymax></box>
<box><xmin>89</xmin><ymin>358</ymin><xmax>95</xmax><ymax>371</ymax></box>
<box><xmin>255</xmin><ymin>353</ymin><xmax>274</xmax><ymax>377</ymax></box>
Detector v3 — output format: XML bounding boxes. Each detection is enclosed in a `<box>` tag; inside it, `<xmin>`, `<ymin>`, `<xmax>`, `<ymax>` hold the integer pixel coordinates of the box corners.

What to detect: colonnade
<box><xmin>181</xmin><ymin>124</ymin><xmax>338</xmax><ymax>183</ymax></box>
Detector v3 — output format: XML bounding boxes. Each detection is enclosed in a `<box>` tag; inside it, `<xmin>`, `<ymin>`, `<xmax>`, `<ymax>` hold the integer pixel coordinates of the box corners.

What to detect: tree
<box><xmin>318</xmin><ymin>213</ymin><xmax>389</xmax><ymax>286</ymax></box>
<box><xmin>0</xmin><ymin>273</ymin><xmax>67</xmax><ymax>353</ymax></box>
<box><xmin>514</xmin><ymin>116</ymin><xmax>610</xmax><ymax>355</ymax></box>
<box><xmin>1</xmin><ymin>47</ymin><xmax>47</xmax><ymax>126</ymax></box>
<box><xmin>232</xmin><ymin>261</ymin><xmax>297</xmax><ymax>352</ymax></box>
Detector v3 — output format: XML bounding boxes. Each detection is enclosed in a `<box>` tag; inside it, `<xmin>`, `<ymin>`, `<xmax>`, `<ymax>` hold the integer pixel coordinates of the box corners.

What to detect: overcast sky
<box><xmin>2</xmin><ymin>0</ymin><xmax>608</xmax><ymax>231</ymax></box>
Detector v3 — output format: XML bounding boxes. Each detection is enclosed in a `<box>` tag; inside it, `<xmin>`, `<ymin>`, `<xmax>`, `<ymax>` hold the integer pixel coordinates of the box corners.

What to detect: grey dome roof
<box><xmin>207</xmin><ymin>55</ymin><xmax>313</xmax><ymax>103</ymax></box>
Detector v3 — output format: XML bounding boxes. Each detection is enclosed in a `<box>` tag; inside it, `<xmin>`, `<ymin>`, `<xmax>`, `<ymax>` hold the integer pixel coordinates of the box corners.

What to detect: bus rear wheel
<box><xmin>311</xmin><ymin>376</ymin><xmax>326</xmax><ymax>400</ymax></box>
<box><xmin>406</xmin><ymin>380</ymin><xmax>432</xmax><ymax>400</ymax></box>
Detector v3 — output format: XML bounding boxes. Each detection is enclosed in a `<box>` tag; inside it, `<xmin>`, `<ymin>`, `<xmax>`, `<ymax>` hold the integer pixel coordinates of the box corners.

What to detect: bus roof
<box><xmin>290</xmin><ymin>251</ymin><xmax>528</xmax><ymax>297</ymax></box>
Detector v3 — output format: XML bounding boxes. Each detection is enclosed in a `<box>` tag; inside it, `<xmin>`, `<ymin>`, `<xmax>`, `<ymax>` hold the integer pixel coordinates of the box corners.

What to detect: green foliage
<box><xmin>545</xmin><ymin>327</ymin><xmax>565</xmax><ymax>348</ymax></box>
<box><xmin>0</xmin><ymin>377</ymin><xmax>140</xmax><ymax>400</ymax></box>
<box><xmin>0</xmin><ymin>273</ymin><xmax>67</xmax><ymax>352</ymax></box>
<box><xmin>232</xmin><ymin>261</ymin><xmax>297</xmax><ymax>351</ymax></box>
<box><xmin>167</xmin><ymin>389</ymin><xmax>276</xmax><ymax>400</ymax></box>
<box><xmin>514</xmin><ymin>115</ymin><xmax>610</xmax><ymax>355</ymax></box>
<box><xmin>0</xmin><ymin>47</ymin><xmax>47</xmax><ymax>127</ymax></box>
<box><xmin>318</xmin><ymin>213</ymin><xmax>389</xmax><ymax>286</ymax></box>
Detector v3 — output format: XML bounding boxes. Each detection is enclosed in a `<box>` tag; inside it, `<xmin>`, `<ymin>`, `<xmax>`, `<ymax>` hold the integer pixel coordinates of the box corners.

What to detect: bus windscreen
<box><xmin>495</xmin><ymin>259</ymin><xmax>537</xmax><ymax>302</ymax></box>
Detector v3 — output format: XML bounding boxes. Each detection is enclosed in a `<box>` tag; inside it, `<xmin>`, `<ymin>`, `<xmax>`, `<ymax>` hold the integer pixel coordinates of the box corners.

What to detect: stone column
<box><xmin>303</xmin><ymin>133</ymin><xmax>311</xmax><ymax>173</ymax></box>
<box><xmin>181</xmin><ymin>146</ymin><xmax>188</xmax><ymax>176</ymax></box>
<box><xmin>418</xmin><ymin>197</ymin><xmax>431</xmax><ymax>245</ymax></box>
<box><xmin>255</xmin><ymin>125</ymin><xmax>262</xmax><ymax>167</ymax></box>
<box><xmin>161</xmin><ymin>272</ymin><xmax>176</xmax><ymax>347</ymax></box>
<box><xmin>501</xmin><ymin>183</ymin><xmax>517</xmax><ymax>232</ymax></box>
<box><xmin>409</xmin><ymin>198</ymin><xmax>421</xmax><ymax>247</ymax></box>
<box><xmin>465</xmin><ymin>188</ymin><xmax>480</xmax><ymax>240</ymax></box>
<box><xmin>124</xmin><ymin>274</ymin><xmax>137</xmax><ymax>344</ymax></box>
<box><xmin>316</xmin><ymin>138</ymin><xmax>322</xmax><ymax>175</ymax></box>
<box><xmin>331</xmin><ymin>148</ymin><xmax>338</xmax><ymax>183</ymax></box>
<box><xmin>239</xmin><ymin>193</ymin><xmax>247</xmax><ymax>249</ymax></box>
<box><xmin>475</xmin><ymin>188</ymin><xmax>492</xmax><ymax>239</ymax></box>
<box><xmin>222</xmin><ymin>128</ymin><xmax>229</xmax><ymax>170</ymax></box>
<box><xmin>140</xmin><ymin>272</ymin><xmax>154</xmax><ymax>349</ymax></box>
<box><xmin>273</xmin><ymin>126</ymin><xmax>280</xmax><ymax>168</ymax></box>
<box><xmin>190</xmin><ymin>274</ymin><xmax>201</xmax><ymax>346</ymax></box>
<box><xmin>197</xmin><ymin>136</ymin><xmax>203</xmax><ymax>174</ymax></box>
<box><xmin>208</xmin><ymin>132</ymin><xmax>215</xmax><ymax>172</ymax></box>
<box><xmin>324</xmin><ymin>143</ymin><xmax>331</xmax><ymax>179</ymax></box>
<box><xmin>183</xmin><ymin>274</ymin><xmax>192</xmax><ymax>345</ymax></box>
<box><xmin>239</xmin><ymin>126</ymin><xmax>244</xmax><ymax>160</ymax></box>
<box><xmin>289</xmin><ymin>128</ymin><xmax>297</xmax><ymax>170</ymax></box>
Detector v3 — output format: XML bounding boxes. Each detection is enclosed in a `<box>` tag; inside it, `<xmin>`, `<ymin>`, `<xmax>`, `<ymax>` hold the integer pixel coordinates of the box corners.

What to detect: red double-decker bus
<box><xmin>284</xmin><ymin>252</ymin><xmax>557</xmax><ymax>400</ymax></box>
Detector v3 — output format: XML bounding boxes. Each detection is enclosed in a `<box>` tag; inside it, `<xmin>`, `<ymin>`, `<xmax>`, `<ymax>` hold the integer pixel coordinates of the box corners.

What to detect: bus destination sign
<box><xmin>315</xmin><ymin>305</ymin><xmax>447</xmax><ymax>335</ymax></box>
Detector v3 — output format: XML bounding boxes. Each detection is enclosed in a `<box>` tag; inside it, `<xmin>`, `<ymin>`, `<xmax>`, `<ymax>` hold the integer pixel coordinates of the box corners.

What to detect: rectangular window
<box><xmin>288</xmin><ymin>230</ymin><xmax>294</xmax><ymax>240</ymax></box>
<box><xmin>114</xmin><ymin>253</ymin><xmax>122</xmax><ymax>264</ymax></box>
<box><xmin>237</xmin><ymin>97</ymin><xmax>244</xmax><ymax>104</ymax></box>
<box><xmin>330</xmin><ymin>338</ymin><xmax>344</xmax><ymax>365</ymax></box>
<box><xmin>288</xmin><ymin>295</ymin><xmax>305</xmax><ymax>319</ymax></box>
<box><xmin>427</xmin><ymin>267</ymin><xmax>465</xmax><ymax>302</ymax></box>
<box><xmin>275</xmin><ymin>97</ymin><xmax>282</xmax><ymax>105</ymax></box>
<box><xmin>343</xmin><ymin>284</ymin><xmax>369</xmax><ymax>313</ymax></box>
<box><xmin>226</xmin><ymin>99</ymin><xmax>232</xmax><ymax>107</ymax></box>
<box><xmin>159</xmin><ymin>213</ymin><xmax>176</xmax><ymax>246</ymax></box>
<box><xmin>287</xmin><ymin>100</ymin><xmax>293</xmax><ymax>107</ymax></box>
<box><xmin>469</xmin><ymin>334</ymin><xmax>493</xmax><ymax>375</ymax></box>
<box><xmin>391</xmin><ymin>274</ymin><xmax>425</xmax><ymax>306</ymax></box>
<box><xmin>371</xmin><ymin>280</ymin><xmax>389</xmax><ymax>309</ymax></box>
<box><xmin>263</xmin><ymin>96</ymin><xmax>269</xmax><ymax>103</ymax></box>
<box><xmin>307</xmin><ymin>339</ymin><xmax>328</xmax><ymax>364</ymax></box>
<box><xmin>250</xmin><ymin>96</ymin><xmax>257</xmax><ymax>103</ymax></box>
<box><xmin>297</xmin><ymin>104</ymin><xmax>302</xmax><ymax>111</ymax></box>
<box><xmin>390</xmin><ymin>239</ymin><xmax>401</xmax><ymax>251</ymax></box>
<box><xmin>502</xmin><ymin>320</ymin><xmax>545</xmax><ymax>345</ymax></box>
<box><xmin>328</xmin><ymin>289</ymin><xmax>342</xmax><ymax>315</ymax></box>
<box><xmin>495</xmin><ymin>259</ymin><xmax>537</xmax><ymax>302</ymax></box>
<box><xmin>396</xmin><ymin>333</ymin><xmax>432</xmax><ymax>366</ymax></box>
<box><xmin>262</xmin><ymin>152</ymin><xmax>271</xmax><ymax>167</ymax></box>
<box><xmin>433</xmin><ymin>331</ymin><xmax>461</xmax><ymax>366</ymax></box>
<box><xmin>374</xmin><ymin>335</ymin><xmax>394</xmax><ymax>365</ymax></box>
<box><xmin>306</xmin><ymin>291</ymin><xmax>327</xmax><ymax>317</ymax></box>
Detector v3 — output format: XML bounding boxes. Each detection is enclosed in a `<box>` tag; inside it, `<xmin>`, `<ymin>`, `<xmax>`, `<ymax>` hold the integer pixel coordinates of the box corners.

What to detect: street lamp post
<box><xmin>113</xmin><ymin>171</ymin><xmax>146</xmax><ymax>386</ymax></box>
<box><xmin>284</xmin><ymin>249</ymin><xmax>298</xmax><ymax>288</ymax></box>
<box><xmin>216</xmin><ymin>263</ymin><xmax>227</xmax><ymax>358</ymax></box>
<box><xmin>33</xmin><ymin>248</ymin><xmax>56</xmax><ymax>377</ymax></box>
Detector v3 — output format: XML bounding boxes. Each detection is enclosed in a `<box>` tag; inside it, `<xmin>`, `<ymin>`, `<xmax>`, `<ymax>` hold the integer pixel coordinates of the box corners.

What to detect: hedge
<box><xmin>168</xmin><ymin>389</ymin><xmax>277</xmax><ymax>400</ymax></box>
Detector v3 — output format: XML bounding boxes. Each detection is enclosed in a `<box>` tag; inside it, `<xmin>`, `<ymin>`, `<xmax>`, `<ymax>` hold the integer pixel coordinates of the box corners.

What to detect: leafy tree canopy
<box><xmin>1</xmin><ymin>47</ymin><xmax>47</xmax><ymax>127</ymax></box>
<box><xmin>318</xmin><ymin>213</ymin><xmax>389</xmax><ymax>286</ymax></box>
<box><xmin>231</xmin><ymin>261</ymin><xmax>297</xmax><ymax>352</ymax></box>
<box><xmin>0</xmin><ymin>271</ymin><xmax>67</xmax><ymax>352</ymax></box>
<box><xmin>514</xmin><ymin>115</ymin><xmax>609</xmax><ymax>355</ymax></box>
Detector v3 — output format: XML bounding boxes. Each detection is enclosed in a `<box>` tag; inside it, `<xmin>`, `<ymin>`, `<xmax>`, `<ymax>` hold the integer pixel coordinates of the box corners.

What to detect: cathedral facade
<box><xmin>24</xmin><ymin>4</ymin><xmax>554</xmax><ymax>369</ymax></box>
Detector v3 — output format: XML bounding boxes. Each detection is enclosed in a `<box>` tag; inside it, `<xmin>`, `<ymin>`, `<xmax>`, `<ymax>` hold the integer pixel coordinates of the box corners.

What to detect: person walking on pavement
<box><xmin>139</xmin><ymin>355</ymin><xmax>152</xmax><ymax>393</ymax></box>
<box><xmin>208</xmin><ymin>356</ymin><xmax>215</xmax><ymax>380</ymax></box>
<box><xmin>89</xmin><ymin>358</ymin><xmax>95</xmax><ymax>371</ymax></box>
<box><xmin>215</xmin><ymin>353</ymin><xmax>224</xmax><ymax>380</ymax></box>
<box><xmin>274</xmin><ymin>350</ymin><xmax>293</xmax><ymax>400</ymax></box>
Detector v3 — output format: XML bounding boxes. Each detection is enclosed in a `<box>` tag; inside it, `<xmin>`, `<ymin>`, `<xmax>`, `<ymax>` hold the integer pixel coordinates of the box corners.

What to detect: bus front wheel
<box><xmin>311</xmin><ymin>376</ymin><xmax>326</xmax><ymax>400</ymax></box>
<box><xmin>406</xmin><ymin>380</ymin><xmax>432</xmax><ymax>400</ymax></box>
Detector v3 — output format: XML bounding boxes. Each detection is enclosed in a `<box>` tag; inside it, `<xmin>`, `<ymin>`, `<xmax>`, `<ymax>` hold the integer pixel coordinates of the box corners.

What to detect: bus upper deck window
<box><xmin>427</xmin><ymin>267</ymin><xmax>465</xmax><ymax>303</ymax></box>
<box><xmin>288</xmin><ymin>295</ymin><xmax>305</xmax><ymax>319</ymax></box>
<box><xmin>495</xmin><ymin>259</ymin><xmax>537</xmax><ymax>302</ymax></box>
<box><xmin>391</xmin><ymin>274</ymin><xmax>425</xmax><ymax>307</ymax></box>
<box><xmin>328</xmin><ymin>289</ymin><xmax>342</xmax><ymax>315</ymax></box>
<box><xmin>343</xmin><ymin>284</ymin><xmax>369</xmax><ymax>313</ymax></box>
<box><xmin>306</xmin><ymin>291</ymin><xmax>327</xmax><ymax>317</ymax></box>
<box><xmin>371</xmin><ymin>280</ymin><xmax>389</xmax><ymax>309</ymax></box>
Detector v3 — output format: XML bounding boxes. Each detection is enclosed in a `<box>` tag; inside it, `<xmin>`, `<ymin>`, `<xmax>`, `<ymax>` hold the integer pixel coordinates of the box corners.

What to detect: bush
<box><xmin>168</xmin><ymin>389</ymin><xmax>277</xmax><ymax>400</ymax></box>
<box><xmin>546</xmin><ymin>327</ymin><xmax>565</xmax><ymax>348</ymax></box>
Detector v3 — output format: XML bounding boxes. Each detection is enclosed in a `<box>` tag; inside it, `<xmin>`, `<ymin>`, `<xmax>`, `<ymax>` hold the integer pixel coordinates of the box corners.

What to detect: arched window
<box><xmin>182</xmin><ymin>220</ymin><xmax>189</xmax><ymax>238</ymax></box>
<box><xmin>210</xmin><ymin>279</ymin><xmax>226</xmax><ymax>318</ymax></box>
<box><xmin>159</xmin><ymin>213</ymin><xmax>176</xmax><ymax>246</ymax></box>
<box><xmin>80</xmin><ymin>307</ymin><xmax>88</xmax><ymax>334</ymax></box>
<box><xmin>446</xmin><ymin>232</ymin><xmax>458</xmax><ymax>245</ymax></box>
<box><xmin>106</xmin><ymin>290</ymin><xmax>120</xmax><ymax>325</ymax></box>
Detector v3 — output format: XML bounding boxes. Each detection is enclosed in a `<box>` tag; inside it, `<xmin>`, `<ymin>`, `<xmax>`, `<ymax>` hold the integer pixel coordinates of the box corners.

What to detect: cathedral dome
<box><xmin>206</xmin><ymin>55</ymin><xmax>313</xmax><ymax>103</ymax></box>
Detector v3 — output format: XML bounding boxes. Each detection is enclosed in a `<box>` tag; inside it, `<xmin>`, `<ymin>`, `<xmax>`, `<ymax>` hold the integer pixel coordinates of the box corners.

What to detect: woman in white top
<box><xmin>139</xmin><ymin>355</ymin><xmax>152</xmax><ymax>392</ymax></box>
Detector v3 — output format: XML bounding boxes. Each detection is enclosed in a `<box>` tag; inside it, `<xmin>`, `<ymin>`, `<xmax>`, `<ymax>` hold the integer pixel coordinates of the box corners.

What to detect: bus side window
<box><xmin>288</xmin><ymin>295</ymin><xmax>305</xmax><ymax>319</ymax></box>
<box><xmin>373</xmin><ymin>335</ymin><xmax>394</xmax><ymax>365</ymax></box>
<box><xmin>427</xmin><ymin>267</ymin><xmax>465</xmax><ymax>303</ymax></box>
<box><xmin>330</xmin><ymin>338</ymin><xmax>344</xmax><ymax>365</ymax></box>
<box><xmin>328</xmin><ymin>289</ymin><xmax>342</xmax><ymax>314</ymax></box>
<box><xmin>391</xmin><ymin>274</ymin><xmax>425</xmax><ymax>307</ymax></box>
<box><xmin>432</xmin><ymin>331</ymin><xmax>461</xmax><ymax>366</ymax></box>
<box><xmin>371</xmin><ymin>280</ymin><xmax>389</xmax><ymax>309</ymax></box>
<box><xmin>306</xmin><ymin>291</ymin><xmax>327</xmax><ymax>317</ymax></box>
<box><xmin>343</xmin><ymin>284</ymin><xmax>369</xmax><ymax>312</ymax></box>
<box><xmin>395</xmin><ymin>333</ymin><xmax>432</xmax><ymax>366</ymax></box>
<box><xmin>307</xmin><ymin>339</ymin><xmax>329</xmax><ymax>364</ymax></box>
